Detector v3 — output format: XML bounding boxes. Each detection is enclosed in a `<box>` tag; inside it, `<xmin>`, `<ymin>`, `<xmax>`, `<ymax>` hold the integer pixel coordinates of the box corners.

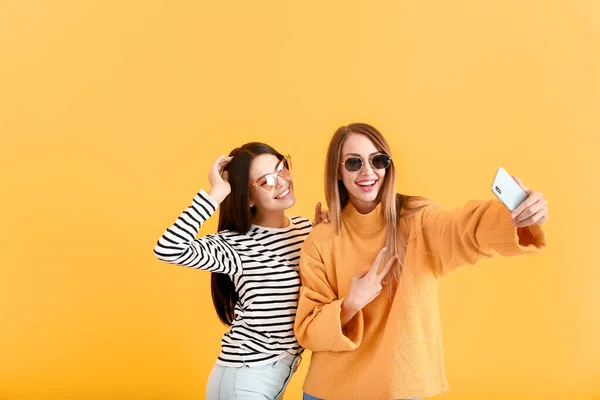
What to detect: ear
<box><xmin>247</xmin><ymin>189</ymin><xmax>255</xmax><ymax>208</ymax></box>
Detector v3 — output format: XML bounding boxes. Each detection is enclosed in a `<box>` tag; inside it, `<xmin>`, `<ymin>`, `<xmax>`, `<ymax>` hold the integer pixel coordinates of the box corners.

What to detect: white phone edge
<box><xmin>491</xmin><ymin>167</ymin><xmax>528</xmax><ymax>212</ymax></box>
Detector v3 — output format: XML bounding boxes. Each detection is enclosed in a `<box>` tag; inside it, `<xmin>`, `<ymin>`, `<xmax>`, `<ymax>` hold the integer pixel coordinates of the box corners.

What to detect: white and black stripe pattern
<box><xmin>154</xmin><ymin>189</ymin><xmax>312</xmax><ymax>367</ymax></box>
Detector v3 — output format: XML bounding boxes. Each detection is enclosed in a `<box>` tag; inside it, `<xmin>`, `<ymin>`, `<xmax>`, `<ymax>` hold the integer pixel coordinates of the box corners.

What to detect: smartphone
<box><xmin>491</xmin><ymin>167</ymin><xmax>528</xmax><ymax>211</ymax></box>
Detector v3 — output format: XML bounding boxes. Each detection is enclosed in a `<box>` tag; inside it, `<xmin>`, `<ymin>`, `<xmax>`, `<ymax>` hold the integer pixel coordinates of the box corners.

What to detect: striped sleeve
<box><xmin>153</xmin><ymin>189</ymin><xmax>243</xmax><ymax>275</ymax></box>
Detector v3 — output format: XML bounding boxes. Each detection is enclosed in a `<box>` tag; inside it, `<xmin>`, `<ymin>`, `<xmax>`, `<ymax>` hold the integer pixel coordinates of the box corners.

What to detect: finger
<box><xmin>315</xmin><ymin>202</ymin><xmax>322</xmax><ymax>219</ymax></box>
<box><xmin>313</xmin><ymin>203</ymin><xmax>323</xmax><ymax>224</ymax></box>
<box><xmin>322</xmin><ymin>209</ymin><xmax>331</xmax><ymax>223</ymax></box>
<box><xmin>368</xmin><ymin>248</ymin><xmax>387</xmax><ymax>275</ymax></box>
<box><xmin>519</xmin><ymin>207</ymin><xmax>548</xmax><ymax>227</ymax></box>
<box><xmin>540</xmin><ymin>209</ymin><xmax>549</xmax><ymax>224</ymax></box>
<box><xmin>217</xmin><ymin>156</ymin><xmax>233</xmax><ymax>170</ymax></box>
<box><xmin>511</xmin><ymin>191</ymin><xmax>542</xmax><ymax>220</ymax></box>
<box><xmin>213</xmin><ymin>155</ymin><xmax>230</xmax><ymax>174</ymax></box>
<box><xmin>512</xmin><ymin>176</ymin><xmax>531</xmax><ymax>194</ymax></box>
<box><xmin>516</xmin><ymin>208</ymin><xmax>548</xmax><ymax>228</ymax></box>
<box><xmin>377</xmin><ymin>255</ymin><xmax>398</xmax><ymax>280</ymax></box>
<box><xmin>514</xmin><ymin>198</ymin><xmax>547</xmax><ymax>224</ymax></box>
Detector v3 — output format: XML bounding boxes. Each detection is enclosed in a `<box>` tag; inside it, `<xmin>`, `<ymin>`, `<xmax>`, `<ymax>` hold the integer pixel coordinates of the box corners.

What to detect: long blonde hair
<box><xmin>324</xmin><ymin>123</ymin><xmax>426</xmax><ymax>284</ymax></box>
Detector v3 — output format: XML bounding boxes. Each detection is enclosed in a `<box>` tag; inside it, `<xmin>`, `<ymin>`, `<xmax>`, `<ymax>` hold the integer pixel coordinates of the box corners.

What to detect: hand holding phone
<box><xmin>491</xmin><ymin>167</ymin><xmax>549</xmax><ymax>227</ymax></box>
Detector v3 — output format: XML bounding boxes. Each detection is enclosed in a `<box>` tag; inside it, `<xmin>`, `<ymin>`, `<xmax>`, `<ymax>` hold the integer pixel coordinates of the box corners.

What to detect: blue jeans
<box><xmin>303</xmin><ymin>394</ymin><xmax>419</xmax><ymax>400</ymax></box>
<box><xmin>206</xmin><ymin>354</ymin><xmax>300</xmax><ymax>399</ymax></box>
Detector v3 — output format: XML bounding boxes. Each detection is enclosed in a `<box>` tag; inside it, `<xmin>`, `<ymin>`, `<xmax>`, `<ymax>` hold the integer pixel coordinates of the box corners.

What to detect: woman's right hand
<box><xmin>207</xmin><ymin>155</ymin><xmax>233</xmax><ymax>204</ymax></box>
<box><xmin>341</xmin><ymin>248</ymin><xmax>397</xmax><ymax>326</ymax></box>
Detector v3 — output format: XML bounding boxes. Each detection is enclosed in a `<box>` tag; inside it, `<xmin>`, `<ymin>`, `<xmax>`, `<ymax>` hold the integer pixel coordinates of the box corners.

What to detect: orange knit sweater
<box><xmin>294</xmin><ymin>199</ymin><xmax>546</xmax><ymax>400</ymax></box>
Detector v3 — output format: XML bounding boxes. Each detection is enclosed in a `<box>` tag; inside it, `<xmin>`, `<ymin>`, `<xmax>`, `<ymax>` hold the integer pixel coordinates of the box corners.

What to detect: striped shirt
<box><xmin>153</xmin><ymin>189</ymin><xmax>312</xmax><ymax>367</ymax></box>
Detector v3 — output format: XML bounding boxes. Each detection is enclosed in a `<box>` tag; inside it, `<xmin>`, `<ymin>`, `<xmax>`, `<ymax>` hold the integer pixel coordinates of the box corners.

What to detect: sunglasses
<box><xmin>340</xmin><ymin>153</ymin><xmax>392</xmax><ymax>172</ymax></box>
<box><xmin>251</xmin><ymin>155</ymin><xmax>292</xmax><ymax>192</ymax></box>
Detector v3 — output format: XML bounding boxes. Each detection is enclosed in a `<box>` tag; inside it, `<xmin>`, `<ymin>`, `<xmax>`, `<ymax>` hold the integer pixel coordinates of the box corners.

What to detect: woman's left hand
<box><xmin>510</xmin><ymin>176</ymin><xmax>549</xmax><ymax>228</ymax></box>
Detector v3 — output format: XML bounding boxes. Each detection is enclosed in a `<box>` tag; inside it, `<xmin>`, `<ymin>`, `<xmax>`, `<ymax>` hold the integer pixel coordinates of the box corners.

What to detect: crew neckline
<box><xmin>250</xmin><ymin>215</ymin><xmax>293</xmax><ymax>232</ymax></box>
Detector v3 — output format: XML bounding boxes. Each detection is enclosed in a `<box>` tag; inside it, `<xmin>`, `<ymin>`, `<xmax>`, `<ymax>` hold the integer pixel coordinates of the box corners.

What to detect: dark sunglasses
<box><xmin>340</xmin><ymin>153</ymin><xmax>392</xmax><ymax>172</ymax></box>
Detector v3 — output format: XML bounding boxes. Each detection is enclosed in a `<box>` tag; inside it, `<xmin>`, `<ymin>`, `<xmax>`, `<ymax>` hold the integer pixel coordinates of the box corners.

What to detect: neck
<box><xmin>252</xmin><ymin>210</ymin><xmax>289</xmax><ymax>228</ymax></box>
<box><xmin>349</xmin><ymin>196</ymin><xmax>380</xmax><ymax>214</ymax></box>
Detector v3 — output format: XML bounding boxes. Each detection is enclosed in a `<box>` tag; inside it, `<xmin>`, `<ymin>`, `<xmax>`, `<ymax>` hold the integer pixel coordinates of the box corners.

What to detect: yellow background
<box><xmin>1</xmin><ymin>1</ymin><xmax>599</xmax><ymax>399</ymax></box>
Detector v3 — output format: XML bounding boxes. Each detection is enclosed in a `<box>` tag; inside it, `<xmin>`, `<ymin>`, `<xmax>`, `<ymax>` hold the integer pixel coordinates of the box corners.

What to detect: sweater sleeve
<box><xmin>418</xmin><ymin>199</ymin><xmax>547</xmax><ymax>276</ymax></box>
<box><xmin>294</xmin><ymin>235</ymin><xmax>364</xmax><ymax>352</ymax></box>
<box><xmin>153</xmin><ymin>189</ymin><xmax>242</xmax><ymax>275</ymax></box>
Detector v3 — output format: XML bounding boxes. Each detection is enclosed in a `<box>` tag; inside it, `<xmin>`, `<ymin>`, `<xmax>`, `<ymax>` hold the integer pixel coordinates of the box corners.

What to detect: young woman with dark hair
<box><xmin>154</xmin><ymin>142</ymin><xmax>327</xmax><ymax>399</ymax></box>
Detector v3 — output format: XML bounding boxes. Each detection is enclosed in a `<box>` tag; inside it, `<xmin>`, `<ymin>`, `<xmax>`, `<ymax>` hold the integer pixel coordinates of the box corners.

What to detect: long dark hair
<box><xmin>211</xmin><ymin>142</ymin><xmax>285</xmax><ymax>326</ymax></box>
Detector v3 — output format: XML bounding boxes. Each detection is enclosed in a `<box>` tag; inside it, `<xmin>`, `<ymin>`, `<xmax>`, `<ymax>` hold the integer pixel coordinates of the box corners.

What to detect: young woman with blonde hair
<box><xmin>295</xmin><ymin>123</ymin><xmax>548</xmax><ymax>400</ymax></box>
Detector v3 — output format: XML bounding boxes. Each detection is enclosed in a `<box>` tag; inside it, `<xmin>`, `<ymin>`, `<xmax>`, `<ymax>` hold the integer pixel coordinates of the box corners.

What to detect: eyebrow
<box><xmin>344</xmin><ymin>151</ymin><xmax>382</xmax><ymax>157</ymax></box>
<box><xmin>255</xmin><ymin>159</ymin><xmax>285</xmax><ymax>181</ymax></box>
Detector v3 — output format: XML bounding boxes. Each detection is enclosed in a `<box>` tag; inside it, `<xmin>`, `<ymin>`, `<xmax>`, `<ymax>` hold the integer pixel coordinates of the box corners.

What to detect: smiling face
<box><xmin>248</xmin><ymin>153</ymin><xmax>296</xmax><ymax>212</ymax></box>
<box><xmin>338</xmin><ymin>133</ymin><xmax>387</xmax><ymax>213</ymax></box>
